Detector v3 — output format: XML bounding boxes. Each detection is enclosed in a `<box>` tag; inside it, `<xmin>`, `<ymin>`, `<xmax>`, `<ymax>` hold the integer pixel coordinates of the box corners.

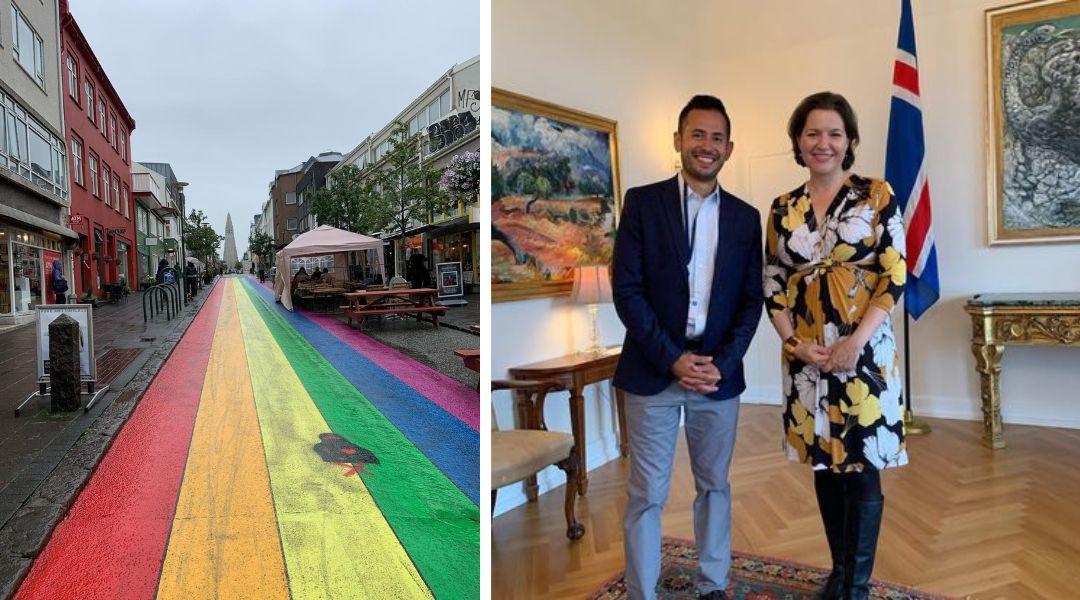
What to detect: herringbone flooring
<box><xmin>492</xmin><ymin>405</ymin><xmax>1080</xmax><ymax>599</ymax></box>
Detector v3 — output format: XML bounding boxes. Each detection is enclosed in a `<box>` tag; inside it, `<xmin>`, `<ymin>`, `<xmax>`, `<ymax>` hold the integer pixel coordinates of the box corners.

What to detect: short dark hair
<box><xmin>678</xmin><ymin>95</ymin><xmax>732</xmax><ymax>136</ymax></box>
<box><xmin>787</xmin><ymin>92</ymin><xmax>859</xmax><ymax>170</ymax></box>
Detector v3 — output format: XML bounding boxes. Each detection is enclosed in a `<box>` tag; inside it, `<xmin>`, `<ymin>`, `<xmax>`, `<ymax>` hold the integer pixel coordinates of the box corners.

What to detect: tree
<box><xmin>308</xmin><ymin>164</ymin><xmax>393</xmax><ymax>235</ymax></box>
<box><xmin>375</xmin><ymin>122</ymin><xmax>452</xmax><ymax>276</ymax></box>
<box><xmin>248</xmin><ymin>230</ymin><xmax>275</xmax><ymax>267</ymax></box>
<box><xmin>184</xmin><ymin>209</ymin><xmax>223</xmax><ymax>266</ymax></box>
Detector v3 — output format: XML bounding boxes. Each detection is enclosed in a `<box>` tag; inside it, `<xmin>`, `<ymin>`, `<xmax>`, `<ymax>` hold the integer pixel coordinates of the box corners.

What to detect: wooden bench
<box><xmin>454</xmin><ymin>349</ymin><xmax>480</xmax><ymax>372</ymax></box>
<box><xmin>344</xmin><ymin>305</ymin><xmax>448</xmax><ymax>328</ymax></box>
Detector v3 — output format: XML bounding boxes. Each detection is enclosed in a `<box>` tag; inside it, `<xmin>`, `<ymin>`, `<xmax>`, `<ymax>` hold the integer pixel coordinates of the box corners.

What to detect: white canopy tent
<box><xmin>273</xmin><ymin>225</ymin><xmax>386</xmax><ymax>311</ymax></box>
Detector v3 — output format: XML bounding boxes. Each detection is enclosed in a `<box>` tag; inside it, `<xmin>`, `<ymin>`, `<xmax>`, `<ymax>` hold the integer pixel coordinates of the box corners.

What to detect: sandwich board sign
<box><xmin>436</xmin><ymin>262</ymin><xmax>466</xmax><ymax>306</ymax></box>
<box><xmin>35</xmin><ymin>304</ymin><xmax>96</xmax><ymax>383</ymax></box>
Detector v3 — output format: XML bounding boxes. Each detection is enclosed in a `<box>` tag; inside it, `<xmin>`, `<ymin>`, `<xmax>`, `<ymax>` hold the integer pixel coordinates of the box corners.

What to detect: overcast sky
<box><xmin>70</xmin><ymin>0</ymin><xmax>480</xmax><ymax>258</ymax></box>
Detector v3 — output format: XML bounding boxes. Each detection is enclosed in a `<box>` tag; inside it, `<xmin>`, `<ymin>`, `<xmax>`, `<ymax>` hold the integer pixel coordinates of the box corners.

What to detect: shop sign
<box><xmin>35</xmin><ymin>304</ymin><xmax>97</xmax><ymax>383</ymax></box>
<box><xmin>68</xmin><ymin>214</ymin><xmax>84</xmax><ymax>225</ymax></box>
<box><xmin>106</xmin><ymin>227</ymin><xmax>126</xmax><ymax>234</ymax></box>
<box><xmin>436</xmin><ymin>261</ymin><xmax>463</xmax><ymax>299</ymax></box>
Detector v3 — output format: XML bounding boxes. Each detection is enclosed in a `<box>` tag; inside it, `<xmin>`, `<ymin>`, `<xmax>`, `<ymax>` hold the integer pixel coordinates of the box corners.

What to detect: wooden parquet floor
<box><xmin>492</xmin><ymin>405</ymin><xmax>1080</xmax><ymax>599</ymax></box>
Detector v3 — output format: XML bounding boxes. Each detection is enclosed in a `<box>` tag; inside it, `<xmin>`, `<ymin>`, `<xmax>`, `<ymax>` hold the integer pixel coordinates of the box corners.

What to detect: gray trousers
<box><xmin>623</xmin><ymin>382</ymin><xmax>740</xmax><ymax>599</ymax></box>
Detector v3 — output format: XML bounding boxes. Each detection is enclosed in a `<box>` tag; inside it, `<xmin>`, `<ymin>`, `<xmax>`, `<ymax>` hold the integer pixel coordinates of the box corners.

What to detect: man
<box><xmin>612</xmin><ymin>95</ymin><xmax>763</xmax><ymax>600</ymax></box>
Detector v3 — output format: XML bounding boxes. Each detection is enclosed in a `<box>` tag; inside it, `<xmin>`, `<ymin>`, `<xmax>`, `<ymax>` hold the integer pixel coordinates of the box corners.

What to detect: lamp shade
<box><xmin>570</xmin><ymin>264</ymin><xmax>613</xmax><ymax>304</ymax></box>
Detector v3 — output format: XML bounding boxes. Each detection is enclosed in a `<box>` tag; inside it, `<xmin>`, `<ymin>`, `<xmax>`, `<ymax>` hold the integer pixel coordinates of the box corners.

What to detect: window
<box><xmin>119</xmin><ymin>130</ymin><xmax>126</xmax><ymax>162</ymax></box>
<box><xmin>440</xmin><ymin>90</ymin><xmax>451</xmax><ymax>116</ymax></box>
<box><xmin>70</xmin><ymin>135</ymin><xmax>83</xmax><ymax>186</ymax></box>
<box><xmin>12</xmin><ymin>5</ymin><xmax>45</xmax><ymax>87</ymax></box>
<box><xmin>98</xmin><ymin>101</ymin><xmax>106</xmax><ymax>136</ymax></box>
<box><xmin>66</xmin><ymin>53</ymin><xmax>78</xmax><ymax>101</ymax></box>
<box><xmin>85</xmin><ymin>82</ymin><xmax>94</xmax><ymax>122</ymax></box>
<box><xmin>286</xmin><ymin>218</ymin><xmax>296</xmax><ymax>230</ymax></box>
<box><xmin>285</xmin><ymin>192</ymin><xmax>296</xmax><ymax>205</ymax></box>
<box><xmin>102</xmin><ymin>164</ymin><xmax>110</xmax><ymax>205</ymax></box>
<box><xmin>88</xmin><ymin>152</ymin><xmax>99</xmax><ymax>196</ymax></box>
<box><xmin>428</xmin><ymin>100</ymin><xmax>439</xmax><ymax>125</ymax></box>
<box><xmin>108</xmin><ymin>113</ymin><xmax>116</xmax><ymax>146</ymax></box>
<box><xmin>112</xmin><ymin>173</ymin><xmax>119</xmax><ymax>209</ymax></box>
<box><xmin>122</xmin><ymin>184</ymin><xmax>129</xmax><ymax>218</ymax></box>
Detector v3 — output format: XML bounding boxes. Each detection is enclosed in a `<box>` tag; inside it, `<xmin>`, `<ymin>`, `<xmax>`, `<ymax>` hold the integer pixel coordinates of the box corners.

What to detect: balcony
<box><xmin>131</xmin><ymin>172</ymin><xmax>164</xmax><ymax>211</ymax></box>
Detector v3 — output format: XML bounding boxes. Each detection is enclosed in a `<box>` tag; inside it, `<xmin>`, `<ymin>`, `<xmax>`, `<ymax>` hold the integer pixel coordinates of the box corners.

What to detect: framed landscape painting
<box><xmin>491</xmin><ymin>88</ymin><xmax>621</xmax><ymax>302</ymax></box>
<box><xmin>986</xmin><ymin>0</ymin><xmax>1080</xmax><ymax>245</ymax></box>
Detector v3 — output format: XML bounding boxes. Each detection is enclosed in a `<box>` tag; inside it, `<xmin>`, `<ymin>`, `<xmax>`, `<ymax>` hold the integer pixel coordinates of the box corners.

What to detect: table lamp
<box><xmin>571</xmin><ymin>264</ymin><xmax>613</xmax><ymax>356</ymax></box>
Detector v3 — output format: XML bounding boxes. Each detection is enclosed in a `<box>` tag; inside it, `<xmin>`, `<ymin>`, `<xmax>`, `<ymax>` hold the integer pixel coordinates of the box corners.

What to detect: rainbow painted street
<box><xmin>15</xmin><ymin>278</ymin><xmax>480</xmax><ymax>599</ymax></box>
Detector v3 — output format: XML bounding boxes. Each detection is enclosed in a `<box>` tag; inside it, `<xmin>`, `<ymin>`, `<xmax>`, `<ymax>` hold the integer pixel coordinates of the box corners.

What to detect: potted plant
<box><xmin>141</xmin><ymin>274</ymin><xmax>155</xmax><ymax>289</ymax></box>
<box><xmin>80</xmin><ymin>291</ymin><xmax>98</xmax><ymax>307</ymax></box>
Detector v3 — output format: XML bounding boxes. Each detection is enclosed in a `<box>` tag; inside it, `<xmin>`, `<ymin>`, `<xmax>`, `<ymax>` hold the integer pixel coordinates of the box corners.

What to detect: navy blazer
<box><xmin>612</xmin><ymin>175</ymin><xmax>764</xmax><ymax>400</ymax></box>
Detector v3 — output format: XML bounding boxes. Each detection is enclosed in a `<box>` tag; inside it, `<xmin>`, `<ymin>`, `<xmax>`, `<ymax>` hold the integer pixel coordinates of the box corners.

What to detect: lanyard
<box><xmin>684</xmin><ymin>182</ymin><xmax>719</xmax><ymax>265</ymax></box>
<box><xmin>683</xmin><ymin>183</ymin><xmax>698</xmax><ymax>264</ymax></box>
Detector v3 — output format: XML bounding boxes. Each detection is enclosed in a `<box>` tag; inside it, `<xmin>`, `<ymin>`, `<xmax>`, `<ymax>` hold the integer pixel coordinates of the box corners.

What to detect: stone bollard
<box><xmin>49</xmin><ymin>314</ymin><xmax>82</xmax><ymax>412</ymax></box>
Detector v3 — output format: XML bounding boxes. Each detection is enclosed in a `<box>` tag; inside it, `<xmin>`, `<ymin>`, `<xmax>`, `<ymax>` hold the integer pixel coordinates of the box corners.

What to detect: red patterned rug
<box><xmin>589</xmin><ymin>537</ymin><xmax>958</xmax><ymax>599</ymax></box>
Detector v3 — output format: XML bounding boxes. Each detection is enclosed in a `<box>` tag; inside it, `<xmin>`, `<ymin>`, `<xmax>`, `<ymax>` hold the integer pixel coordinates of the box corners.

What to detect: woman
<box><xmin>764</xmin><ymin>92</ymin><xmax>906</xmax><ymax>600</ymax></box>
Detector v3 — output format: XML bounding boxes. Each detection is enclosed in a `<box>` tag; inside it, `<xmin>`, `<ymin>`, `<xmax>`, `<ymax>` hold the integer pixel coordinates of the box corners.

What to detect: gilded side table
<box><xmin>965</xmin><ymin>294</ymin><xmax>1080</xmax><ymax>449</ymax></box>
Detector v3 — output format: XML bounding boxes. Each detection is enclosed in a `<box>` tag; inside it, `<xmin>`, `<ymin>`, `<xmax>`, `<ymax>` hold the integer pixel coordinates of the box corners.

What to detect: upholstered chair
<box><xmin>491</xmin><ymin>379</ymin><xmax>585</xmax><ymax>540</ymax></box>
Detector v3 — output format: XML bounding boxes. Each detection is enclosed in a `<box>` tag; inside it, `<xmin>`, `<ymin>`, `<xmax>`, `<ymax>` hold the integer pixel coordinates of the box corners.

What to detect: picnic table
<box><xmin>342</xmin><ymin>287</ymin><xmax>447</xmax><ymax>329</ymax></box>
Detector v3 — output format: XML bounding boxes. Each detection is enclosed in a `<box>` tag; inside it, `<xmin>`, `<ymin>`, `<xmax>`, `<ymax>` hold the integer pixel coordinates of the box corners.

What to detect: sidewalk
<box><xmin>0</xmin><ymin>280</ymin><xmax>217</xmax><ymax>592</ymax></box>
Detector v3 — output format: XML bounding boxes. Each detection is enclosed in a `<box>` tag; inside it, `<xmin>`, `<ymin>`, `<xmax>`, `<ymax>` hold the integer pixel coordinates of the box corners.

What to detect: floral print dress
<box><xmin>764</xmin><ymin>175</ymin><xmax>908</xmax><ymax>472</ymax></box>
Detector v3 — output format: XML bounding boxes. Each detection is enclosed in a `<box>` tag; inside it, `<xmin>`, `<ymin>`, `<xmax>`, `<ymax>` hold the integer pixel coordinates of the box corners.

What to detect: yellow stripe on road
<box><xmin>233</xmin><ymin>280</ymin><xmax>433</xmax><ymax>599</ymax></box>
<box><xmin>157</xmin><ymin>280</ymin><xmax>289</xmax><ymax>599</ymax></box>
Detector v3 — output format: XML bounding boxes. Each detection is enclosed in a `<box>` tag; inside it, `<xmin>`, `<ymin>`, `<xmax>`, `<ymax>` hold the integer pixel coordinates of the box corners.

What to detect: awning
<box><xmin>0</xmin><ymin>203</ymin><xmax>79</xmax><ymax>240</ymax></box>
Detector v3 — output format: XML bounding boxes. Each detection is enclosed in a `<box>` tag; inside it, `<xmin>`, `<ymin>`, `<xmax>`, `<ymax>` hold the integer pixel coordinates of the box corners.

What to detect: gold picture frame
<box><xmin>491</xmin><ymin>88</ymin><xmax>622</xmax><ymax>302</ymax></box>
<box><xmin>985</xmin><ymin>0</ymin><xmax>1080</xmax><ymax>245</ymax></box>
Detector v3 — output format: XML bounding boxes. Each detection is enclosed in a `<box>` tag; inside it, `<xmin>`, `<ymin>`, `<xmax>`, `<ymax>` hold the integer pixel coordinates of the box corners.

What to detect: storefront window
<box><xmin>0</xmin><ymin>239</ymin><xmax>10</xmax><ymax>314</ymax></box>
<box><xmin>12</xmin><ymin>242</ymin><xmax>42</xmax><ymax>313</ymax></box>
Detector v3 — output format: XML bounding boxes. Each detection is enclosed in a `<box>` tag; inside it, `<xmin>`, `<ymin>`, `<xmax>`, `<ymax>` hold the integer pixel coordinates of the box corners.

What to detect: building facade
<box><xmin>1</xmin><ymin>0</ymin><xmax>76</xmax><ymax>324</ymax></box>
<box><xmin>131</xmin><ymin>162</ymin><xmax>184</xmax><ymax>283</ymax></box>
<box><xmin>295</xmin><ymin>151</ymin><xmax>342</xmax><ymax>234</ymax></box>
<box><xmin>329</xmin><ymin>56</ymin><xmax>480</xmax><ymax>290</ymax></box>
<box><xmin>140</xmin><ymin>162</ymin><xmax>186</xmax><ymax>268</ymax></box>
<box><xmin>269</xmin><ymin>164</ymin><xmax>303</xmax><ymax>249</ymax></box>
<box><xmin>60</xmin><ymin>1</ymin><xmax>137</xmax><ymax>296</ymax></box>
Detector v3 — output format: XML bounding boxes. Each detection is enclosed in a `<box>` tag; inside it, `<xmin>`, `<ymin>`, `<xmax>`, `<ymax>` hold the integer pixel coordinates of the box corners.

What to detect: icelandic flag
<box><xmin>885</xmin><ymin>0</ymin><xmax>940</xmax><ymax>320</ymax></box>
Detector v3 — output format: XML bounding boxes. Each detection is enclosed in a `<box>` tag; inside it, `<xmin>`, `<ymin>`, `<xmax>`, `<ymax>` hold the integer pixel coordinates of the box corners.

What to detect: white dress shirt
<box><xmin>680</xmin><ymin>173</ymin><xmax>721</xmax><ymax>340</ymax></box>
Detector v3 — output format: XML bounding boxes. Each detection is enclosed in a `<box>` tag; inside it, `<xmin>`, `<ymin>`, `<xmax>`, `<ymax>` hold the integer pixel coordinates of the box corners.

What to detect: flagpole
<box><xmin>903</xmin><ymin>306</ymin><xmax>930</xmax><ymax>435</ymax></box>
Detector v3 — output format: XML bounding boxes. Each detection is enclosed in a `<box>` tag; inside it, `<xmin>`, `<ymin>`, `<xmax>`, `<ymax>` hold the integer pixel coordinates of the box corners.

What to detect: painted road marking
<box><xmin>15</xmin><ymin>281</ymin><xmax>226</xmax><ymax>600</ymax></box>
<box><xmin>250</xmin><ymin>278</ymin><xmax>479</xmax><ymax>431</ymax></box>
<box><xmin>243</xmin><ymin>279</ymin><xmax>480</xmax><ymax>504</ymax></box>
<box><xmin>239</xmin><ymin>279</ymin><xmax>479</xmax><ymax>599</ymax></box>
<box><xmin>234</xmin><ymin>280</ymin><xmax>434</xmax><ymax>599</ymax></box>
<box><xmin>156</xmin><ymin>281</ymin><xmax>289</xmax><ymax>599</ymax></box>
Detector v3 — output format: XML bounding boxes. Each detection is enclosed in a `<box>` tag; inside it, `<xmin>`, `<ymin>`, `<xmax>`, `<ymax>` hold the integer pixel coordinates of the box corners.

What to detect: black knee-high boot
<box><xmin>842</xmin><ymin>470</ymin><xmax>884</xmax><ymax>600</ymax></box>
<box><xmin>813</xmin><ymin>471</ymin><xmax>846</xmax><ymax>600</ymax></box>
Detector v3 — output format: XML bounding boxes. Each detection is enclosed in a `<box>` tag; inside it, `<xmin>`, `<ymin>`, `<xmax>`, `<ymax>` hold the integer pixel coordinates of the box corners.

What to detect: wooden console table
<box><xmin>508</xmin><ymin>347</ymin><xmax>627</xmax><ymax>500</ymax></box>
<box><xmin>965</xmin><ymin>293</ymin><xmax>1080</xmax><ymax>449</ymax></box>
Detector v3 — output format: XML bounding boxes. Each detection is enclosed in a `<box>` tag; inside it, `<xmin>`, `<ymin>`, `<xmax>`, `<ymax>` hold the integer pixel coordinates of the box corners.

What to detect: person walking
<box><xmin>612</xmin><ymin>95</ymin><xmax>764</xmax><ymax>600</ymax></box>
<box><xmin>51</xmin><ymin>260</ymin><xmax>68</xmax><ymax>304</ymax></box>
<box><xmin>184</xmin><ymin>261</ymin><xmax>198</xmax><ymax>299</ymax></box>
<box><xmin>764</xmin><ymin>92</ymin><xmax>907</xmax><ymax>600</ymax></box>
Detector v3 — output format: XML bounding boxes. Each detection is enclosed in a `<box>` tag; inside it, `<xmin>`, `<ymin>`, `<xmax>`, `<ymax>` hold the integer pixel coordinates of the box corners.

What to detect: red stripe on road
<box><xmin>15</xmin><ymin>281</ymin><xmax>225</xmax><ymax>600</ymax></box>
<box><xmin>893</xmin><ymin>61</ymin><xmax>920</xmax><ymax>96</ymax></box>
<box><xmin>906</xmin><ymin>183</ymin><xmax>932</xmax><ymax>267</ymax></box>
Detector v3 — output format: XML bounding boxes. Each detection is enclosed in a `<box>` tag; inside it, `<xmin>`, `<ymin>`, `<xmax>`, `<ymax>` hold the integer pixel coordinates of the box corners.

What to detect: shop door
<box><xmin>94</xmin><ymin>229</ymin><xmax>104</xmax><ymax>291</ymax></box>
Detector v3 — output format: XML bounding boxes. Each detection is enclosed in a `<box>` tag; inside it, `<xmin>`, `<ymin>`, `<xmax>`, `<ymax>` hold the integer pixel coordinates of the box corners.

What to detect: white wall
<box><xmin>493</xmin><ymin>0</ymin><xmax>1080</xmax><ymax>515</ymax></box>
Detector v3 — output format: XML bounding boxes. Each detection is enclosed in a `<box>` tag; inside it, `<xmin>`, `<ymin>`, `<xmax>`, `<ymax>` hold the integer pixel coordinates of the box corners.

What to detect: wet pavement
<box><xmin>7</xmin><ymin>277</ymin><xmax>480</xmax><ymax>598</ymax></box>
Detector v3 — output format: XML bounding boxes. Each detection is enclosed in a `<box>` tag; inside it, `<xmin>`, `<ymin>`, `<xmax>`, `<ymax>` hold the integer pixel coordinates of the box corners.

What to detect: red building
<box><xmin>59</xmin><ymin>0</ymin><xmax>138</xmax><ymax>297</ymax></box>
